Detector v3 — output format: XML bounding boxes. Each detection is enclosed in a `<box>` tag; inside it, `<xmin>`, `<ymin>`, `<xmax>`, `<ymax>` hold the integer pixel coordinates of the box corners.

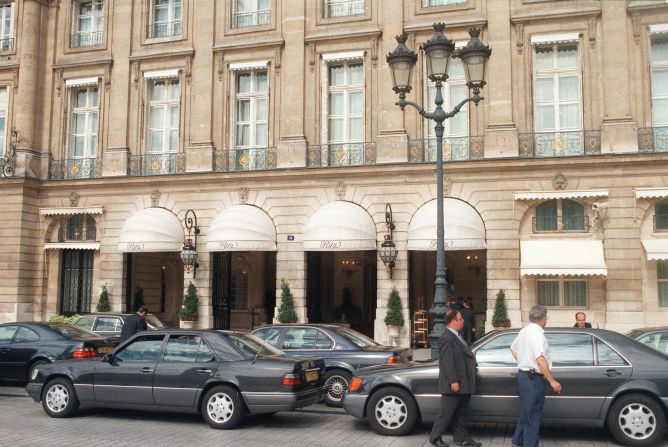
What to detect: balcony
<box><xmin>232</xmin><ymin>10</ymin><xmax>270</xmax><ymax>28</ymax></box>
<box><xmin>532</xmin><ymin>215</ymin><xmax>591</xmax><ymax>233</ymax></box>
<box><xmin>408</xmin><ymin>136</ymin><xmax>484</xmax><ymax>163</ymax></box>
<box><xmin>324</xmin><ymin>0</ymin><xmax>365</xmax><ymax>18</ymax></box>
<box><xmin>128</xmin><ymin>153</ymin><xmax>185</xmax><ymax>176</ymax></box>
<box><xmin>148</xmin><ymin>21</ymin><xmax>182</xmax><ymax>39</ymax></box>
<box><xmin>213</xmin><ymin>148</ymin><xmax>277</xmax><ymax>172</ymax></box>
<box><xmin>307</xmin><ymin>142</ymin><xmax>376</xmax><ymax>167</ymax></box>
<box><xmin>638</xmin><ymin>126</ymin><xmax>668</xmax><ymax>153</ymax></box>
<box><xmin>519</xmin><ymin>130</ymin><xmax>601</xmax><ymax>158</ymax></box>
<box><xmin>48</xmin><ymin>158</ymin><xmax>102</xmax><ymax>180</ymax></box>
<box><xmin>70</xmin><ymin>31</ymin><xmax>103</xmax><ymax>48</ymax></box>
<box><xmin>0</xmin><ymin>37</ymin><xmax>14</xmax><ymax>52</ymax></box>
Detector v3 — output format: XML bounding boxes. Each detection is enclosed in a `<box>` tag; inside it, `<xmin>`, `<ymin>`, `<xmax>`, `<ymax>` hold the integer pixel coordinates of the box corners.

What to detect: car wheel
<box><xmin>201</xmin><ymin>385</ymin><xmax>244</xmax><ymax>429</ymax></box>
<box><xmin>365</xmin><ymin>386</ymin><xmax>418</xmax><ymax>436</ymax></box>
<box><xmin>607</xmin><ymin>393</ymin><xmax>667</xmax><ymax>447</ymax></box>
<box><xmin>27</xmin><ymin>360</ymin><xmax>49</xmax><ymax>382</ymax></box>
<box><xmin>324</xmin><ymin>369</ymin><xmax>352</xmax><ymax>407</ymax></box>
<box><xmin>41</xmin><ymin>378</ymin><xmax>79</xmax><ymax>418</ymax></box>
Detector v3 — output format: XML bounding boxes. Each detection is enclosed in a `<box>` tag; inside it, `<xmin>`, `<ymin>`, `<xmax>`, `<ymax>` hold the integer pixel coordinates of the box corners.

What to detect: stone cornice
<box><xmin>53</xmin><ymin>56</ymin><xmax>113</xmax><ymax>70</ymax></box>
<box><xmin>510</xmin><ymin>8</ymin><xmax>601</xmax><ymax>24</ymax></box>
<box><xmin>403</xmin><ymin>18</ymin><xmax>487</xmax><ymax>34</ymax></box>
<box><xmin>304</xmin><ymin>27</ymin><xmax>381</xmax><ymax>44</ymax></box>
<box><xmin>213</xmin><ymin>37</ymin><xmax>285</xmax><ymax>52</ymax></box>
<box><xmin>128</xmin><ymin>47</ymin><xmax>195</xmax><ymax>62</ymax></box>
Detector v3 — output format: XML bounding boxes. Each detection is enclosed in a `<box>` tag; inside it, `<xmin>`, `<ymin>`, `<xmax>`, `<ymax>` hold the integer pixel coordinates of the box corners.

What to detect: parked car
<box><xmin>343</xmin><ymin>328</ymin><xmax>668</xmax><ymax>447</ymax></box>
<box><xmin>72</xmin><ymin>312</ymin><xmax>168</xmax><ymax>337</ymax></box>
<box><xmin>0</xmin><ymin>322</ymin><xmax>116</xmax><ymax>382</ymax></box>
<box><xmin>626</xmin><ymin>326</ymin><xmax>668</xmax><ymax>355</ymax></box>
<box><xmin>27</xmin><ymin>329</ymin><xmax>326</xmax><ymax>429</ymax></box>
<box><xmin>252</xmin><ymin>323</ymin><xmax>412</xmax><ymax>407</ymax></box>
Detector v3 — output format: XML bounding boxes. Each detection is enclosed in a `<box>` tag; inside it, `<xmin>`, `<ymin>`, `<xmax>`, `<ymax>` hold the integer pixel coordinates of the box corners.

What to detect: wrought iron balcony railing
<box><xmin>408</xmin><ymin>136</ymin><xmax>484</xmax><ymax>163</ymax></box>
<box><xmin>324</xmin><ymin>0</ymin><xmax>365</xmax><ymax>18</ymax></box>
<box><xmin>519</xmin><ymin>130</ymin><xmax>601</xmax><ymax>158</ymax></box>
<box><xmin>307</xmin><ymin>142</ymin><xmax>376</xmax><ymax>167</ymax></box>
<box><xmin>128</xmin><ymin>153</ymin><xmax>185</xmax><ymax>176</ymax></box>
<box><xmin>638</xmin><ymin>126</ymin><xmax>668</xmax><ymax>153</ymax></box>
<box><xmin>232</xmin><ymin>10</ymin><xmax>270</xmax><ymax>28</ymax></box>
<box><xmin>422</xmin><ymin>0</ymin><xmax>468</xmax><ymax>6</ymax></box>
<box><xmin>48</xmin><ymin>157</ymin><xmax>102</xmax><ymax>180</ymax></box>
<box><xmin>0</xmin><ymin>37</ymin><xmax>14</xmax><ymax>52</ymax></box>
<box><xmin>148</xmin><ymin>21</ymin><xmax>182</xmax><ymax>39</ymax></box>
<box><xmin>213</xmin><ymin>147</ymin><xmax>277</xmax><ymax>172</ymax></box>
<box><xmin>70</xmin><ymin>31</ymin><xmax>103</xmax><ymax>48</ymax></box>
<box><xmin>532</xmin><ymin>215</ymin><xmax>590</xmax><ymax>233</ymax></box>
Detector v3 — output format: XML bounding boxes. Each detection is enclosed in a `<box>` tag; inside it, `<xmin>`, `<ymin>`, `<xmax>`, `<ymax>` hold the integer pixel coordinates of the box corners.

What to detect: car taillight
<box><xmin>349</xmin><ymin>377</ymin><xmax>363</xmax><ymax>392</ymax></box>
<box><xmin>386</xmin><ymin>355</ymin><xmax>400</xmax><ymax>365</ymax></box>
<box><xmin>282</xmin><ymin>373</ymin><xmax>303</xmax><ymax>386</ymax></box>
<box><xmin>72</xmin><ymin>347</ymin><xmax>98</xmax><ymax>358</ymax></box>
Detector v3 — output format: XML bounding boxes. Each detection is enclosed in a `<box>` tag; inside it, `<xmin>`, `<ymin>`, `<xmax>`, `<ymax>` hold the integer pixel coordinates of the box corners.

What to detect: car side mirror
<box><xmin>102</xmin><ymin>353</ymin><xmax>115</xmax><ymax>363</ymax></box>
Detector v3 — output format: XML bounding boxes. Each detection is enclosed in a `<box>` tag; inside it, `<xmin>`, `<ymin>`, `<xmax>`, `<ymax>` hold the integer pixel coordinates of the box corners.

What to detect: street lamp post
<box><xmin>387</xmin><ymin>23</ymin><xmax>491</xmax><ymax>359</ymax></box>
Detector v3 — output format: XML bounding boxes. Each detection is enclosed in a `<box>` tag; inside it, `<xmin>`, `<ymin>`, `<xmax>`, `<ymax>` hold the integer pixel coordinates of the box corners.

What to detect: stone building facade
<box><xmin>1</xmin><ymin>0</ymin><xmax>668</xmax><ymax>346</ymax></box>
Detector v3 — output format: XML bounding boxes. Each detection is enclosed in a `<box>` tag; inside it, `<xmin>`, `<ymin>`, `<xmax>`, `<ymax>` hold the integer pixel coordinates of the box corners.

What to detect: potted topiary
<box><xmin>384</xmin><ymin>287</ymin><xmax>405</xmax><ymax>345</ymax></box>
<box><xmin>96</xmin><ymin>285</ymin><xmax>111</xmax><ymax>312</ymax></box>
<box><xmin>491</xmin><ymin>289</ymin><xmax>511</xmax><ymax>329</ymax></box>
<box><xmin>277</xmin><ymin>280</ymin><xmax>298</xmax><ymax>323</ymax></box>
<box><xmin>179</xmin><ymin>282</ymin><xmax>199</xmax><ymax>328</ymax></box>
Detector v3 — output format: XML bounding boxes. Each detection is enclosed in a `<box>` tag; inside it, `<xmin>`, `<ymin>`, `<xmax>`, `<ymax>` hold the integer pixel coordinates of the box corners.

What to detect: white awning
<box><xmin>117</xmin><ymin>208</ymin><xmax>183</xmax><ymax>252</ymax></box>
<box><xmin>514</xmin><ymin>190</ymin><xmax>609</xmax><ymax>201</ymax></box>
<box><xmin>408</xmin><ymin>199</ymin><xmax>486</xmax><ymax>251</ymax></box>
<box><xmin>206</xmin><ymin>205</ymin><xmax>276</xmax><ymax>251</ymax></box>
<box><xmin>321</xmin><ymin>51</ymin><xmax>364</xmax><ymax>62</ymax></box>
<box><xmin>65</xmin><ymin>77</ymin><xmax>99</xmax><ymax>88</ymax></box>
<box><xmin>144</xmin><ymin>69</ymin><xmax>179</xmax><ymax>79</ymax></box>
<box><xmin>634</xmin><ymin>188</ymin><xmax>668</xmax><ymax>199</ymax></box>
<box><xmin>304</xmin><ymin>201</ymin><xmax>376</xmax><ymax>251</ymax></box>
<box><xmin>229</xmin><ymin>61</ymin><xmax>269</xmax><ymax>71</ymax></box>
<box><xmin>44</xmin><ymin>242</ymin><xmax>100</xmax><ymax>250</ymax></box>
<box><xmin>531</xmin><ymin>33</ymin><xmax>580</xmax><ymax>45</ymax></box>
<box><xmin>520</xmin><ymin>240</ymin><xmax>607</xmax><ymax>276</ymax></box>
<box><xmin>40</xmin><ymin>207</ymin><xmax>103</xmax><ymax>216</ymax></box>
<box><xmin>642</xmin><ymin>240</ymin><xmax>668</xmax><ymax>260</ymax></box>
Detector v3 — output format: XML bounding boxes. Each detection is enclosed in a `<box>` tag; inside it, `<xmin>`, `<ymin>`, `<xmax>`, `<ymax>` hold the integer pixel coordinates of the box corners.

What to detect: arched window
<box><xmin>655</xmin><ymin>199</ymin><xmax>668</xmax><ymax>231</ymax></box>
<box><xmin>534</xmin><ymin>199</ymin><xmax>585</xmax><ymax>232</ymax></box>
<box><xmin>60</xmin><ymin>214</ymin><xmax>97</xmax><ymax>241</ymax></box>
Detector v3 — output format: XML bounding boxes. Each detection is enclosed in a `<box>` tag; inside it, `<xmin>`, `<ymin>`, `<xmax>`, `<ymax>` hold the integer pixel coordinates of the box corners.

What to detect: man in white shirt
<box><xmin>509</xmin><ymin>305</ymin><xmax>562</xmax><ymax>447</ymax></box>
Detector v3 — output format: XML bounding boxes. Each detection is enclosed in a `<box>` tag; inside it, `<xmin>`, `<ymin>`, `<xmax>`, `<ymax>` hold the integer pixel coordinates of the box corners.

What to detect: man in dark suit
<box><xmin>460</xmin><ymin>301</ymin><xmax>476</xmax><ymax>345</ymax></box>
<box><xmin>429</xmin><ymin>310</ymin><xmax>481</xmax><ymax>447</ymax></box>
<box><xmin>573</xmin><ymin>312</ymin><xmax>592</xmax><ymax>328</ymax></box>
<box><xmin>120</xmin><ymin>306</ymin><xmax>148</xmax><ymax>341</ymax></box>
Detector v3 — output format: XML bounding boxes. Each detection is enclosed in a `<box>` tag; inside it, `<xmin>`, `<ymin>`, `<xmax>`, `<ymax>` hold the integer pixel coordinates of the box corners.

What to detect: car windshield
<box><xmin>46</xmin><ymin>323</ymin><xmax>103</xmax><ymax>339</ymax></box>
<box><xmin>145</xmin><ymin>314</ymin><xmax>168</xmax><ymax>329</ymax></box>
<box><xmin>227</xmin><ymin>332</ymin><xmax>284</xmax><ymax>359</ymax></box>
<box><xmin>334</xmin><ymin>327</ymin><xmax>379</xmax><ymax>347</ymax></box>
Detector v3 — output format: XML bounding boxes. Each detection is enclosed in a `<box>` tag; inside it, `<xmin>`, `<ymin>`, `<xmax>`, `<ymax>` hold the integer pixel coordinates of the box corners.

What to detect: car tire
<box><xmin>27</xmin><ymin>359</ymin><xmax>49</xmax><ymax>382</ymax></box>
<box><xmin>41</xmin><ymin>378</ymin><xmax>79</xmax><ymax>418</ymax></box>
<box><xmin>607</xmin><ymin>393</ymin><xmax>667</xmax><ymax>447</ymax></box>
<box><xmin>201</xmin><ymin>385</ymin><xmax>244</xmax><ymax>429</ymax></box>
<box><xmin>365</xmin><ymin>386</ymin><xmax>418</xmax><ymax>436</ymax></box>
<box><xmin>324</xmin><ymin>369</ymin><xmax>352</xmax><ymax>407</ymax></box>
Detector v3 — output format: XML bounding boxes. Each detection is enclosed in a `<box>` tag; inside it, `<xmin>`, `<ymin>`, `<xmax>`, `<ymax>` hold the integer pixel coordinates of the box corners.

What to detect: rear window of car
<box><xmin>73</xmin><ymin>316</ymin><xmax>95</xmax><ymax>331</ymax></box>
<box><xmin>0</xmin><ymin>325</ymin><xmax>18</xmax><ymax>343</ymax></box>
<box><xmin>94</xmin><ymin>317</ymin><xmax>123</xmax><ymax>332</ymax></box>
<box><xmin>334</xmin><ymin>327</ymin><xmax>379</xmax><ymax>348</ymax></box>
<box><xmin>46</xmin><ymin>323</ymin><xmax>102</xmax><ymax>339</ymax></box>
<box><xmin>253</xmin><ymin>327</ymin><xmax>282</xmax><ymax>346</ymax></box>
<box><xmin>162</xmin><ymin>335</ymin><xmax>216</xmax><ymax>363</ymax></box>
<box><xmin>546</xmin><ymin>333</ymin><xmax>594</xmax><ymax>367</ymax></box>
<box><xmin>227</xmin><ymin>333</ymin><xmax>283</xmax><ymax>359</ymax></box>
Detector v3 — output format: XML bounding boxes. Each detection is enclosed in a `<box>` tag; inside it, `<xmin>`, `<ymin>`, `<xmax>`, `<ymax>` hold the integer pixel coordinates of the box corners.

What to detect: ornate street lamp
<box><xmin>180</xmin><ymin>209</ymin><xmax>200</xmax><ymax>278</ymax></box>
<box><xmin>379</xmin><ymin>204</ymin><xmax>398</xmax><ymax>278</ymax></box>
<box><xmin>387</xmin><ymin>23</ymin><xmax>491</xmax><ymax>359</ymax></box>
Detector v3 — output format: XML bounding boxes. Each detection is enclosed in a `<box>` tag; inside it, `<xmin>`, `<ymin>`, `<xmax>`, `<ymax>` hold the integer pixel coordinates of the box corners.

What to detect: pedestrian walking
<box><xmin>510</xmin><ymin>304</ymin><xmax>562</xmax><ymax>447</ymax></box>
<box><xmin>429</xmin><ymin>310</ymin><xmax>481</xmax><ymax>447</ymax></box>
<box><xmin>120</xmin><ymin>305</ymin><xmax>148</xmax><ymax>341</ymax></box>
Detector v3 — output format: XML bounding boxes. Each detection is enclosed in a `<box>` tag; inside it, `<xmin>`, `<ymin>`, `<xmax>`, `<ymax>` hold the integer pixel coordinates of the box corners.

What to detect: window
<box><xmin>147</xmin><ymin>78</ymin><xmax>180</xmax><ymax>154</ymax></box>
<box><xmin>14</xmin><ymin>327</ymin><xmax>40</xmax><ymax>343</ymax></box>
<box><xmin>534</xmin><ymin>199</ymin><xmax>586</xmax><ymax>232</ymax></box>
<box><xmin>538</xmin><ymin>278</ymin><xmax>587</xmax><ymax>307</ymax></box>
<box><xmin>253</xmin><ymin>326</ymin><xmax>282</xmax><ymax>346</ymax></box>
<box><xmin>0</xmin><ymin>87</ymin><xmax>8</xmax><ymax>157</ymax></box>
<box><xmin>162</xmin><ymin>335</ymin><xmax>215</xmax><ymax>363</ymax></box>
<box><xmin>149</xmin><ymin>0</ymin><xmax>182</xmax><ymax>38</ymax></box>
<box><xmin>422</xmin><ymin>0</ymin><xmax>467</xmax><ymax>6</ymax></box>
<box><xmin>233</xmin><ymin>0</ymin><xmax>270</xmax><ymax>28</ymax></box>
<box><xmin>72</xmin><ymin>1</ymin><xmax>104</xmax><ymax>47</ymax></box>
<box><xmin>115</xmin><ymin>334</ymin><xmax>165</xmax><ymax>362</ymax></box>
<box><xmin>94</xmin><ymin>317</ymin><xmax>122</xmax><ymax>333</ymax></box>
<box><xmin>60</xmin><ymin>250</ymin><xmax>94</xmax><ymax>315</ymax></box>
<box><xmin>651</xmin><ymin>33</ymin><xmax>668</xmax><ymax>126</ymax></box>
<box><xmin>62</xmin><ymin>215</ymin><xmax>96</xmax><ymax>241</ymax></box>
<box><xmin>545</xmin><ymin>333</ymin><xmax>593</xmax><ymax>366</ymax></box>
<box><xmin>73</xmin><ymin>316</ymin><xmax>95</xmax><ymax>331</ymax></box>
<box><xmin>658</xmin><ymin>260</ymin><xmax>668</xmax><ymax>308</ymax></box>
<box><xmin>0</xmin><ymin>325</ymin><xmax>17</xmax><ymax>342</ymax></box>
<box><xmin>533</xmin><ymin>41</ymin><xmax>581</xmax><ymax>133</ymax></box>
<box><xmin>595</xmin><ymin>338</ymin><xmax>628</xmax><ymax>366</ymax></box>
<box><xmin>475</xmin><ymin>333</ymin><xmax>517</xmax><ymax>367</ymax></box>
<box><xmin>655</xmin><ymin>200</ymin><xmax>668</xmax><ymax>231</ymax></box>
<box><xmin>282</xmin><ymin>328</ymin><xmax>321</xmax><ymax>350</ymax></box>
<box><xmin>233</xmin><ymin>69</ymin><xmax>268</xmax><ymax>170</ymax></box>
<box><xmin>69</xmin><ymin>86</ymin><xmax>99</xmax><ymax>158</ymax></box>
<box><xmin>0</xmin><ymin>3</ymin><xmax>13</xmax><ymax>51</ymax></box>
<box><xmin>327</xmin><ymin>61</ymin><xmax>364</xmax><ymax>165</ymax></box>
<box><xmin>230</xmin><ymin>260</ymin><xmax>248</xmax><ymax>310</ymax></box>
<box><xmin>324</xmin><ymin>0</ymin><xmax>364</xmax><ymax>18</ymax></box>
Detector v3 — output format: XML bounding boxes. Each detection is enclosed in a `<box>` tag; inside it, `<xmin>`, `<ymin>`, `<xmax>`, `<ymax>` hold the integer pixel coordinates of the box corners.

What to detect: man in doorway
<box><xmin>429</xmin><ymin>310</ymin><xmax>481</xmax><ymax>447</ymax></box>
<box><xmin>461</xmin><ymin>300</ymin><xmax>476</xmax><ymax>345</ymax></box>
<box><xmin>120</xmin><ymin>306</ymin><xmax>148</xmax><ymax>342</ymax></box>
<box><xmin>573</xmin><ymin>311</ymin><xmax>592</xmax><ymax>328</ymax></box>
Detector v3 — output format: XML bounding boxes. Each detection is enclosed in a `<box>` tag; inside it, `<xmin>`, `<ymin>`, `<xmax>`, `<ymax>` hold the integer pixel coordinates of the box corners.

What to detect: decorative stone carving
<box><xmin>69</xmin><ymin>192</ymin><xmax>80</xmax><ymax>207</ymax></box>
<box><xmin>335</xmin><ymin>181</ymin><xmax>346</xmax><ymax>200</ymax></box>
<box><xmin>444</xmin><ymin>176</ymin><xmax>453</xmax><ymax>196</ymax></box>
<box><xmin>553</xmin><ymin>173</ymin><xmax>568</xmax><ymax>190</ymax></box>
<box><xmin>515</xmin><ymin>23</ymin><xmax>524</xmax><ymax>54</ymax></box>
<box><xmin>239</xmin><ymin>187</ymin><xmax>249</xmax><ymax>205</ymax></box>
<box><xmin>587</xmin><ymin>17</ymin><xmax>597</xmax><ymax>49</ymax></box>
<box><xmin>150</xmin><ymin>190</ymin><xmax>161</xmax><ymax>207</ymax></box>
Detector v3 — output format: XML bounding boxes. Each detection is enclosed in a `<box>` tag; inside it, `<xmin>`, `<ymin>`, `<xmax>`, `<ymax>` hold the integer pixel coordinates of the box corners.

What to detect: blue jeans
<box><xmin>512</xmin><ymin>370</ymin><xmax>546</xmax><ymax>447</ymax></box>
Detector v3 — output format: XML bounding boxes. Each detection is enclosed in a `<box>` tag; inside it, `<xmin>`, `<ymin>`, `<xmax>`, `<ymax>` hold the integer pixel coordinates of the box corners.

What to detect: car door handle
<box><xmin>197</xmin><ymin>368</ymin><xmax>212</xmax><ymax>374</ymax></box>
<box><xmin>604</xmin><ymin>369</ymin><xmax>622</xmax><ymax>377</ymax></box>
<box><xmin>141</xmin><ymin>367</ymin><xmax>154</xmax><ymax>374</ymax></box>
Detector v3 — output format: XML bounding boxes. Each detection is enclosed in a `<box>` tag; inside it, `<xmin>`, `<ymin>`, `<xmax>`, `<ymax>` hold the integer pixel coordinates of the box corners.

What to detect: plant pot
<box><xmin>387</xmin><ymin>325</ymin><xmax>401</xmax><ymax>346</ymax></box>
<box><xmin>180</xmin><ymin>319</ymin><xmax>197</xmax><ymax>329</ymax></box>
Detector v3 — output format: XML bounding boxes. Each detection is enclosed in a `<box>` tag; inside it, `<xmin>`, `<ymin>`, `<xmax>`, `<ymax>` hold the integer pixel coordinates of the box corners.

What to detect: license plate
<box><xmin>98</xmin><ymin>346</ymin><xmax>112</xmax><ymax>354</ymax></box>
<box><xmin>305</xmin><ymin>370</ymin><xmax>318</xmax><ymax>382</ymax></box>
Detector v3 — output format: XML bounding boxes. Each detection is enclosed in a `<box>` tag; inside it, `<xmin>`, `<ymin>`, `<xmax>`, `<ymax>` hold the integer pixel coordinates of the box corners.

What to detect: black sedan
<box><xmin>343</xmin><ymin>328</ymin><xmax>668</xmax><ymax>447</ymax></box>
<box><xmin>27</xmin><ymin>329</ymin><xmax>325</xmax><ymax>429</ymax></box>
<box><xmin>252</xmin><ymin>323</ymin><xmax>412</xmax><ymax>407</ymax></box>
<box><xmin>626</xmin><ymin>326</ymin><xmax>668</xmax><ymax>355</ymax></box>
<box><xmin>0</xmin><ymin>322</ymin><xmax>115</xmax><ymax>382</ymax></box>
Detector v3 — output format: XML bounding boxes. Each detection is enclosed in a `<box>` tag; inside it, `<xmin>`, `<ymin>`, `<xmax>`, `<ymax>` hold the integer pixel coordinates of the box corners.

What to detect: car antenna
<box><xmin>252</xmin><ymin>335</ymin><xmax>267</xmax><ymax>365</ymax></box>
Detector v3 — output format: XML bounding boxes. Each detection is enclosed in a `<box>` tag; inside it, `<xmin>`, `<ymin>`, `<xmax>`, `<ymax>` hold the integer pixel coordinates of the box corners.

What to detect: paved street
<box><xmin>1</xmin><ymin>383</ymin><xmax>666</xmax><ymax>447</ymax></box>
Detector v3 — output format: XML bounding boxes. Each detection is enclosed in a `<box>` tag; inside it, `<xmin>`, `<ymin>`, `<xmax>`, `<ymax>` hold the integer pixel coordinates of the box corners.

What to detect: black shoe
<box><xmin>429</xmin><ymin>438</ymin><xmax>449</xmax><ymax>447</ymax></box>
<box><xmin>460</xmin><ymin>440</ymin><xmax>482</xmax><ymax>447</ymax></box>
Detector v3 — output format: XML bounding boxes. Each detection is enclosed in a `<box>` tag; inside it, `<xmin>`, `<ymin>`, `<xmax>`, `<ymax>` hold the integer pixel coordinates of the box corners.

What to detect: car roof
<box><xmin>626</xmin><ymin>326</ymin><xmax>668</xmax><ymax>333</ymax></box>
<box><xmin>254</xmin><ymin>323</ymin><xmax>344</xmax><ymax>330</ymax></box>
